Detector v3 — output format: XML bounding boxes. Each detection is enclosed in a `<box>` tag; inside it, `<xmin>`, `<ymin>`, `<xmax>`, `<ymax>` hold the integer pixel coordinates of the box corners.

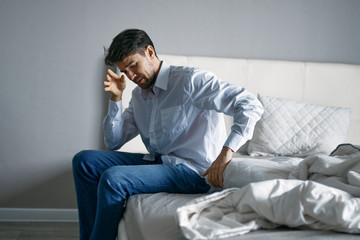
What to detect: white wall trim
<box><xmin>0</xmin><ymin>208</ymin><xmax>78</xmax><ymax>222</ymax></box>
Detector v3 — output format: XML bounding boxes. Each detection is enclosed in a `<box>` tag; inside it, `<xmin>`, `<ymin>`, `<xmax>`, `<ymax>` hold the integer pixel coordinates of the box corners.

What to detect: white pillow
<box><xmin>247</xmin><ymin>95</ymin><xmax>351</xmax><ymax>157</ymax></box>
<box><xmin>330</xmin><ymin>143</ymin><xmax>360</xmax><ymax>156</ymax></box>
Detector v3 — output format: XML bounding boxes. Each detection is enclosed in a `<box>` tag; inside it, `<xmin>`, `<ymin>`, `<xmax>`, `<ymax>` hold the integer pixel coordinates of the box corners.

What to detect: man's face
<box><xmin>116</xmin><ymin>52</ymin><xmax>156</xmax><ymax>89</ymax></box>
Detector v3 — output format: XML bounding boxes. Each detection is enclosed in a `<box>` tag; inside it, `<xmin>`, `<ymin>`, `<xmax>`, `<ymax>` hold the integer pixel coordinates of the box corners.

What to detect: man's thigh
<box><xmin>73</xmin><ymin>150</ymin><xmax>159</xmax><ymax>181</ymax></box>
<box><xmin>99</xmin><ymin>163</ymin><xmax>210</xmax><ymax>196</ymax></box>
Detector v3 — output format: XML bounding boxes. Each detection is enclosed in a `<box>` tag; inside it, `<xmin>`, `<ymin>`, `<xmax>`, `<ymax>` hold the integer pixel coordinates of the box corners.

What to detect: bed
<box><xmin>116</xmin><ymin>55</ymin><xmax>360</xmax><ymax>240</ymax></box>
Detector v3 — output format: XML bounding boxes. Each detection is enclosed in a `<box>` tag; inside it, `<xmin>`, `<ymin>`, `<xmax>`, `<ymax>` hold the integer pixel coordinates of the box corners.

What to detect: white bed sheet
<box><xmin>117</xmin><ymin>149</ymin><xmax>360</xmax><ymax>240</ymax></box>
<box><xmin>178</xmin><ymin>151</ymin><xmax>360</xmax><ymax>239</ymax></box>
<box><xmin>118</xmin><ymin>190</ymin><xmax>359</xmax><ymax>240</ymax></box>
<box><xmin>118</xmin><ymin>155</ymin><xmax>302</xmax><ymax>240</ymax></box>
<box><xmin>118</xmin><ymin>192</ymin><xmax>205</xmax><ymax>240</ymax></box>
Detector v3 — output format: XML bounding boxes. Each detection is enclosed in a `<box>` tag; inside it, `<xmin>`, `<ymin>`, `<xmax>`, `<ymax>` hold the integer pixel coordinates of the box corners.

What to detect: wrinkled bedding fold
<box><xmin>177</xmin><ymin>146</ymin><xmax>360</xmax><ymax>239</ymax></box>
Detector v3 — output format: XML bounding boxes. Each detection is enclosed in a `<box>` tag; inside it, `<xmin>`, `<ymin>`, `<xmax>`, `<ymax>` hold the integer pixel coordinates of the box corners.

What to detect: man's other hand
<box><xmin>203</xmin><ymin>147</ymin><xmax>233</xmax><ymax>187</ymax></box>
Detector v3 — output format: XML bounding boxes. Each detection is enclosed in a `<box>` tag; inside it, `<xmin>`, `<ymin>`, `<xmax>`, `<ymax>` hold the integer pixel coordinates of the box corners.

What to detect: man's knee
<box><xmin>72</xmin><ymin>150</ymin><xmax>97</xmax><ymax>175</ymax></box>
<box><xmin>98</xmin><ymin>166</ymin><xmax>127</xmax><ymax>198</ymax></box>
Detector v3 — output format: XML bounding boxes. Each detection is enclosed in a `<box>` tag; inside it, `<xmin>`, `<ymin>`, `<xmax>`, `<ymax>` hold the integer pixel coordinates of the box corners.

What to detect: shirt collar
<box><xmin>141</xmin><ymin>61</ymin><xmax>170</xmax><ymax>97</ymax></box>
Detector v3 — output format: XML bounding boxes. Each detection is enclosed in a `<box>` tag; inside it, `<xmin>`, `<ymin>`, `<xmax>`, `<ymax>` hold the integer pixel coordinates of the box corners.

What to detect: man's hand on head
<box><xmin>104</xmin><ymin>69</ymin><xmax>126</xmax><ymax>102</ymax></box>
<box><xmin>203</xmin><ymin>147</ymin><xmax>233</xmax><ymax>187</ymax></box>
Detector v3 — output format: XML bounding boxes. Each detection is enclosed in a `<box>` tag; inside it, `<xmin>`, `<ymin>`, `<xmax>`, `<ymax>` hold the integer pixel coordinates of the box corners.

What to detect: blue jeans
<box><xmin>72</xmin><ymin>150</ymin><xmax>210</xmax><ymax>240</ymax></box>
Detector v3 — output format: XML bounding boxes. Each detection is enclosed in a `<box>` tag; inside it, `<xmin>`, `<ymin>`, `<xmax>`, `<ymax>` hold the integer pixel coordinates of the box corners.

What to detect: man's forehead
<box><xmin>117</xmin><ymin>53</ymin><xmax>141</xmax><ymax>67</ymax></box>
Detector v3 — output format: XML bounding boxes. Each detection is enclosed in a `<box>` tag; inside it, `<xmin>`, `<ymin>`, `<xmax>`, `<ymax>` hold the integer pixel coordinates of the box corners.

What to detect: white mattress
<box><xmin>118</xmin><ymin>192</ymin><xmax>359</xmax><ymax>240</ymax></box>
<box><xmin>118</xmin><ymin>151</ymin><xmax>360</xmax><ymax>239</ymax></box>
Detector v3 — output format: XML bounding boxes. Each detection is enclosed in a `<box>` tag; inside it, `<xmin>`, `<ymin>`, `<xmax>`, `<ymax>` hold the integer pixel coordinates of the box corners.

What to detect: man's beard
<box><xmin>140</xmin><ymin>69</ymin><xmax>156</xmax><ymax>89</ymax></box>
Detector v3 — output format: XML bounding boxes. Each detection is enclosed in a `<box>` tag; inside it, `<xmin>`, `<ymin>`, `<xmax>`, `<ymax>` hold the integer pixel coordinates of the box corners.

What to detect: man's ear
<box><xmin>145</xmin><ymin>45</ymin><xmax>156</xmax><ymax>59</ymax></box>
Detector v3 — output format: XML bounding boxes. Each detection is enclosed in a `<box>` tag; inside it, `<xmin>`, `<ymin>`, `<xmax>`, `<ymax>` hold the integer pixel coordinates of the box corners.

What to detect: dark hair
<box><xmin>104</xmin><ymin>29</ymin><xmax>157</xmax><ymax>65</ymax></box>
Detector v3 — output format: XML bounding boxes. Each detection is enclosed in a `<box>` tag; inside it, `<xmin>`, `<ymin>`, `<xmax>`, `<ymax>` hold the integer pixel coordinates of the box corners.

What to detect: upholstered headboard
<box><xmin>120</xmin><ymin>54</ymin><xmax>360</xmax><ymax>153</ymax></box>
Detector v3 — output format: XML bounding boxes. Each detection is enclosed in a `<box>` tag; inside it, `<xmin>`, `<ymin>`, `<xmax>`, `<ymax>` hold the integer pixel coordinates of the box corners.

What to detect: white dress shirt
<box><xmin>103</xmin><ymin>62</ymin><xmax>263</xmax><ymax>175</ymax></box>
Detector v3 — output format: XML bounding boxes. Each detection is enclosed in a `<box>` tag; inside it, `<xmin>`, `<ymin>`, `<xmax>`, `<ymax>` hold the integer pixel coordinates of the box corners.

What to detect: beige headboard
<box><xmin>120</xmin><ymin>54</ymin><xmax>360</xmax><ymax>153</ymax></box>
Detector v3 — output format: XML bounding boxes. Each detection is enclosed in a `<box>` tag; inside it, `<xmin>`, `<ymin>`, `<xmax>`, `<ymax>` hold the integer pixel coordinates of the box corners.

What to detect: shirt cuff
<box><xmin>107</xmin><ymin>99</ymin><xmax>123</xmax><ymax>119</ymax></box>
<box><xmin>223</xmin><ymin>131</ymin><xmax>248</xmax><ymax>152</ymax></box>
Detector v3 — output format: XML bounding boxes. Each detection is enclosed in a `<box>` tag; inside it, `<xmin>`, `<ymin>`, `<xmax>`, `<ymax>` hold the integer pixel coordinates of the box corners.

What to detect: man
<box><xmin>72</xmin><ymin>29</ymin><xmax>263</xmax><ymax>240</ymax></box>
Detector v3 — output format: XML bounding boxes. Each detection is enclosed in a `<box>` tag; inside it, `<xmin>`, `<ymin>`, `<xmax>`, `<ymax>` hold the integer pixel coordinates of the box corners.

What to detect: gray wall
<box><xmin>0</xmin><ymin>0</ymin><xmax>359</xmax><ymax>209</ymax></box>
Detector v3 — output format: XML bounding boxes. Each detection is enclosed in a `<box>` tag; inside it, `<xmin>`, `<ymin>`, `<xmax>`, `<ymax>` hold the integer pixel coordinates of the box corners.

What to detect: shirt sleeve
<box><xmin>103</xmin><ymin>99</ymin><xmax>139</xmax><ymax>150</ymax></box>
<box><xmin>187</xmin><ymin>70</ymin><xmax>264</xmax><ymax>152</ymax></box>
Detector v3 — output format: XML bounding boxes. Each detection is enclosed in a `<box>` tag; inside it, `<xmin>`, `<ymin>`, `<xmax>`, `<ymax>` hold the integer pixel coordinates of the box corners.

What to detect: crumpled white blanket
<box><xmin>177</xmin><ymin>147</ymin><xmax>360</xmax><ymax>240</ymax></box>
<box><xmin>289</xmin><ymin>151</ymin><xmax>360</xmax><ymax>197</ymax></box>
